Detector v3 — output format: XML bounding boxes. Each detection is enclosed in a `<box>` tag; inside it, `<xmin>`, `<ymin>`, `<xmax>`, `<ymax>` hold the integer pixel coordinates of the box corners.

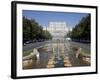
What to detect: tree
<box><xmin>70</xmin><ymin>14</ymin><xmax>91</xmax><ymax>42</ymax></box>
<box><xmin>23</xmin><ymin>16</ymin><xmax>52</xmax><ymax>43</ymax></box>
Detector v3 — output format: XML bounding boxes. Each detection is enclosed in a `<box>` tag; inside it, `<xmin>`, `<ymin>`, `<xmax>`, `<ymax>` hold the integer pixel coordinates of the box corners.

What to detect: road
<box><xmin>23</xmin><ymin>41</ymin><xmax>50</xmax><ymax>52</ymax></box>
<box><xmin>23</xmin><ymin>40</ymin><xmax>90</xmax><ymax>52</ymax></box>
<box><xmin>70</xmin><ymin>41</ymin><xmax>90</xmax><ymax>51</ymax></box>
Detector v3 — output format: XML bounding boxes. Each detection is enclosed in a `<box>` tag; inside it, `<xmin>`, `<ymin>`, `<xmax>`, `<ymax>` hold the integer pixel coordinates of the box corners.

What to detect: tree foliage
<box><xmin>70</xmin><ymin>14</ymin><xmax>91</xmax><ymax>42</ymax></box>
<box><xmin>23</xmin><ymin>16</ymin><xmax>52</xmax><ymax>43</ymax></box>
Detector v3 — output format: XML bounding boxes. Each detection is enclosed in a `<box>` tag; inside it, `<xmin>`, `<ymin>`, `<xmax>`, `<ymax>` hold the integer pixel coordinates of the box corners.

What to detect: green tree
<box><xmin>23</xmin><ymin>16</ymin><xmax>52</xmax><ymax>44</ymax></box>
<box><xmin>70</xmin><ymin>14</ymin><xmax>91</xmax><ymax>42</ymax></box>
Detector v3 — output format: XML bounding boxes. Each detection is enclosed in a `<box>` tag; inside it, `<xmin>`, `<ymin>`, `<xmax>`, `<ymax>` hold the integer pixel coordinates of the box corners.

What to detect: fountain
<box><xmin>30</xmin><ymin>48</ymin><xmax>40</xmax><ymax>62</ymax></box>
<box><xmin>76</xmin><ymin>48</ymin><xmax>82</xmax><ymax>58</ymax></box>
<box><xmin>56</xmin><ymin>39</ymin><xmax>61</xmax><ymax>60</ymax></box>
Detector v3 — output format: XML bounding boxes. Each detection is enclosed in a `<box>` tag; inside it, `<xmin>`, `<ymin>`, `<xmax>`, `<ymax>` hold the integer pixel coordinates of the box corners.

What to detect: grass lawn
<box><xmin>23</xmin><ymin>49</ymin><xmax>33</xmax><ymax>57</ymax></box>
<box><xmin>80</xmin><ymin>48</ymin><xmax>90</xmax><ymax>57</ymax></box>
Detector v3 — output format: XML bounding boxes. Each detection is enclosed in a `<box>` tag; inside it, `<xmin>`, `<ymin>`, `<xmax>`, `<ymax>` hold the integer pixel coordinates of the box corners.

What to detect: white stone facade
<box><xmin>44</xmin><ymin>22</ymin><xmax>70</xmax><ymax>40</ymax></box>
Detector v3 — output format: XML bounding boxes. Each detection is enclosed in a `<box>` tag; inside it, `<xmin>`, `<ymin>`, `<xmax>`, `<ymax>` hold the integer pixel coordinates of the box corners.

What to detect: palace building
<box><xmin>44</xmin><ymin>22</ymin><xmax>71</xmax><ymax>40</ymax></box>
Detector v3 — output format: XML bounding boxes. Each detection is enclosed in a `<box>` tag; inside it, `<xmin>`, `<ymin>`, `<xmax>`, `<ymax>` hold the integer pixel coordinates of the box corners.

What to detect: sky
<box><xmin>23</xmin><ymin>10</ymin><xmax>89</xmax><ymax>28</ymax></box>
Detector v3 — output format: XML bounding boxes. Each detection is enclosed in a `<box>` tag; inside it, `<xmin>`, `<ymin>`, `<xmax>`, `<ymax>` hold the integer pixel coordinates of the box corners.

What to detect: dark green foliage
<box><xmin>23</xmin><ymin>16</ymin><xmax>52</xmax><ymax>43</ymax></box>
<box><xmin>70</xmin><ymin>14</ymin><xmax>91</xmax><ymax>42</ymax></box>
